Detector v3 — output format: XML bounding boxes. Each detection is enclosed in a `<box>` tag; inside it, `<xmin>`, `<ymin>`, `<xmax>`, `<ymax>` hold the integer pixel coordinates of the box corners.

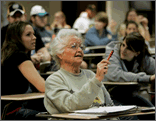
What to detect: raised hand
<box><xmin>96</xmin><ymin>59</ymin><xmax>110</xmax><ymax>82</ymax></box>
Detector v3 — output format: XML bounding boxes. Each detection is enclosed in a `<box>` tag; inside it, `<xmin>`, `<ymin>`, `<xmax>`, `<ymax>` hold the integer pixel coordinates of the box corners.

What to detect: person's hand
<box><xmin>109</xmin><ymin>19</ymin><xmax>117</xmax><ymax>29</ymax></box>
<box><xmin>31</xmin><ymin>52</ymin><xmax>46</xmax><ymax>64</ymax></box>
<box><xmin>150</xmin><ymin>74</ymin><xmax>155</xmax><ymax>83</ymax></box>
<box><xmin>37</xmin><ymin>52</ymin><xmax>46</xmax><ymax>62</ymax></box>
<box><xmin>137</xmin><ymin>15</ymin><xmax>144</xmax><ymax>24</ymax></box>
<box><xmin>54</xmin><ymin>20</ymin><xmax>62</xmax><ymax>28</ymax></box>
<box><xmin>95</xmin><ymin>59</ymin><xmax>110</xmax><ymax>82</ymax></box>
<box><xmin>138</xmin><ymin>15</ymin><xmax>148</xmax><ymax>27</ymax></box>
<box><xmin>141</xmin><ymin>17</ymin><xmax>148</xmax><ymax>27</ymax></box>
<box><xmin>150</xmin><ymin>74</ymin><xmax>155</xmax><ymax>92</ymax></box>
<box><xmin>31</xmin><ymin>54</ymin><xmax>41</xmax><ymax>64</ymax></box>
<box><xmin>109</xmin><ymin>19</ymin><xmax>117</xmax><ymax>34</ymax></box>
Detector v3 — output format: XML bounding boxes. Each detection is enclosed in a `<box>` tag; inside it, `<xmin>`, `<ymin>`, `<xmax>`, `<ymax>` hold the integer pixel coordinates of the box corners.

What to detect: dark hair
<box><xmin>126</xmin><ymin>20</ymin><xmax>138</xmax><ymax>29</ymax></box>
<box><xmin>124</xmin><ymin>8</ymin><xmax>137</xmax><ymax>23</ymax></box>
<box><xmin>86</xmin><ymin>4</ymin><xmax>96</xmax><ymax>12</ymax></box>
<box><xmin>95</xmin><ymin>11</ymin><xmax>108</xmax><ymax>28</ymax></box>
<box><xmin>125</xmin><ymin>20</ymin><xmax>138</xmax><ymax>36</ymax></box>
<box><xmin>123</xmin><ymin>32</ymin><xmax>151</xmax><ymax>71</ymax></box>
<box><xmin>1</xmin><ymin>21</ymin><xmax>31</xmax><ymax>64</ymax></box>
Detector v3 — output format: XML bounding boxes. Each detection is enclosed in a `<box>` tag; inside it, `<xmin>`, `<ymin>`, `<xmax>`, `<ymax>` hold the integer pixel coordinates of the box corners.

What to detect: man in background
<box><xmin>30</xmin><ymin>5</ymin><xmax>53</xmax><ymax>50</ymax></box>
<box><xmin>73</xmin><ymin>4</ymin><xmax>96</xmax><ymax>34</ymax></box>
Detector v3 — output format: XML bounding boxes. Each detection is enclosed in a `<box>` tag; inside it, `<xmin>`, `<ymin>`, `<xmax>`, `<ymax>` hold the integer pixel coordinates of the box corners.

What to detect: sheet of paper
<box><xmin>73</xmin><ymin>105</ymin><xmax>137</xmax><ymax>114</ymax></box>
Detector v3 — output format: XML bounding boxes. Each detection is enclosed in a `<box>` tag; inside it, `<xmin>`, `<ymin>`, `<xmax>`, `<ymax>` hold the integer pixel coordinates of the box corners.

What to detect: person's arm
<box><xmin>85</xmin><ymin>29</ymin><xmax>117</xmax><ymax>46</ymax></box>
<box><xmin>37</xmin><ymin>47</ymin><xmax>51</xmax><ymax>61</ymax></box>
<box><xmin>138</xmin><ymin>16</ymin><xmax>151</xmax><ymax>41</ymax></box>
<box><xmin>104</xmin><ymin>55</ymin><xmax>151</xmax><ymax>83</ymax></box>
<box><xmin>18</xmin><ymin>60</ymin><xmax>45</xmax><ymax>92</ymax></box>
<box><xmin>144</xmin><ymin>56</ymin><xmax>155</xmax><ymax>75</ymax></box>
<box><xmin>117</xmin><ymin>23</ymin><xmax>126</xmax><ymax>38</ymax></box>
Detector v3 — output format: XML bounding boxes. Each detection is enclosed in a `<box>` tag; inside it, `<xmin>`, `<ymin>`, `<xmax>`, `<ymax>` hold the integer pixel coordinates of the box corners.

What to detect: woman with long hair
<box><xmin>104</xmin><ymin>32</ymin><xmax>155</xmax><ymax>120</ymax></box>
<box><xmin>1</xmin><ymin>21</ymin><xmax>46</xmax><ymax>119</ymax></box>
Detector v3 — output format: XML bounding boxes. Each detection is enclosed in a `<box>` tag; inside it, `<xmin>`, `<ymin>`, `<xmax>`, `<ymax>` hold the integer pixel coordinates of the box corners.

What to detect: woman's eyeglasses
<box><xmin>68</xmin><ymin>43</ymin><xmax>85</xmax><ymax>50</ymax></box>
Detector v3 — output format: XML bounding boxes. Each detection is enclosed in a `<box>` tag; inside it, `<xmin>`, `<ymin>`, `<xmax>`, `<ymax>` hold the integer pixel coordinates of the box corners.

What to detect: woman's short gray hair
<box><xmin>50</xmin><ymin>29</ymin><xmax>83</xmax><ymax>68</ymax></box>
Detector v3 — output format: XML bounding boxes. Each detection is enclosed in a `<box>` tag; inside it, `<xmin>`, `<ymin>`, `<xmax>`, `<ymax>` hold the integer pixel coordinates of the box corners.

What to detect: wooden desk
<box><xmin>1</xmin><ymin>93</ymin><xmax>45</xmax><ymax>119</ymax></box>
<box><xmin>85</xmin><ymin>45</ymin><xmax>106</xmax><ymax>50</ymax></box>
<box><xmin>149</xmin><ymin>49</ymin><xmax>155</xmax><ymax>55</ymax></box>
<box><xmin>84</xmin><ymin>53</ymin><xmax>105</xmax><ymax>57</ymax></box>
<box><xmin>1</xmin><ymin>93</ymin><xmax>45</xmax><ymax>101</ymax></box>
<box><xmin>103</xmin><ymin>81</ymin><xmax>139</xmax><ymax>85</ymax></box>
<box><xmin>36</xmin><ymin>107</ymin><xmax>155</xmax><ymax>120</ymax></box>
<box><xmin>83</xmin><ymin>53</ymin><xmax>105</xmax><ymax>69</ymax></box>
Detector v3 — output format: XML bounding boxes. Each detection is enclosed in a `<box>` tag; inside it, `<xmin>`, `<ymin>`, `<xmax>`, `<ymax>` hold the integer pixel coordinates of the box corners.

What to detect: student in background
<box><xmin>103</xmin><ymin>32</ymin><xmax>155</xmax><ymax>120</ymax></box>
<box><xmin>84</xmin><ymin>11</ymin><xmax>117</xmax><ymax>66</ymax></box>
<box><xmin>84</xmin><ymin>11</ymin><xmax>117</xmax><ymax>47</ymax></box>
<box><xmin>117</xmin><ymin>8</ymin><xmax>151</xmax><ymax>42</ymax></box>
<box><xmin>73</xmin><ymin>4</ymin><xmax>96</xmax><ymax>34</ymax></box>
<box><xmin>50</xmin><ymin>11</ymin><xmax>71</xmax><ymax>30</ymax></box>
<box><xmin>1</xmin><ymin>2</ymin><xmax>27</xmax><ymax>47</ymax></box>
<box><xmin>124</xmin><ymin>20</ymin><xmax>151</xmax><ymax>50</ymax></box>
<box><xmin>1</xmin><ymin>21</ymin><xmax>46</xmax><ymax>119</ymax></box>
<box><xmin>30</xmin><ymin>5</ymin><xmax>52</xmax><ymax>50</ymax></box>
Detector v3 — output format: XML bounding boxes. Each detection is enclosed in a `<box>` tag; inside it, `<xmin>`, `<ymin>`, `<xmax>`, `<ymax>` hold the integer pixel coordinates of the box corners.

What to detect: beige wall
<box><xmin>4</xmin><ymin>1</ymin><xmax>61</xmax><ymax>25</ymax></box>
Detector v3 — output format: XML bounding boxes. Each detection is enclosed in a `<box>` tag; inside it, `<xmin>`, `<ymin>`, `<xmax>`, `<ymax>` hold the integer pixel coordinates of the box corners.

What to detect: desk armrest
<box><xmin>1</xmin><ymin>93</ymin><xmax>45</xmax><ymax>101</ymax></box>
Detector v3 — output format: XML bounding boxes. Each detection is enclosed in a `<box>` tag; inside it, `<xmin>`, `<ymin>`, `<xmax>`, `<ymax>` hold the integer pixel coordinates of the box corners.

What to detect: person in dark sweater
<box><xmin>1</xmin><ymin>21</ymin><xmax>46</xmax><ymax>119</ymax></box>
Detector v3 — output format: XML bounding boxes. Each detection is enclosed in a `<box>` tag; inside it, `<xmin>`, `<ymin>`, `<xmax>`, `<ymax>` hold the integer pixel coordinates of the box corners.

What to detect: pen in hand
<box><xmin>107</xmin><ymin>50</ymin><xmax>114</xmax><ymax>61</ymax></box>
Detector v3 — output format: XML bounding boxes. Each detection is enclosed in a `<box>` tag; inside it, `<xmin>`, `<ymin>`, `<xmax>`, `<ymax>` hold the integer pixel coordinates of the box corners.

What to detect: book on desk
<box><xmin>69</xmin><ymin>105</ymin><xmax>138</xmax><ymax>117</ymax></box>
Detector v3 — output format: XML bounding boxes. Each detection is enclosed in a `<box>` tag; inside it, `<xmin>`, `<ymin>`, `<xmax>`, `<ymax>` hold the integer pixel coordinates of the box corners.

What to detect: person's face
<box><xmin>34</xmin><ymin>15</ymin><xmax>48</xmax><ymax>28</ymax></box>
<box><xmin>127</xmin><ymin>11</ymin><xmax>137</xmax><ymax>22</ymax></box>
<box><xmin>21</xmin><ymin>25</ymin><xmax>36</xmax><ymax>53</ymax></box>
<box><xmin>95</xmin><ymin>20</ymin><xmax>106</xmax><ymax>30</ymax></box>
<box><xmin>126</xmin><ymin>23</ymin><xmax>138</xmax><ymax>35</ymax></box>
<box><xmin>120</xmin><ymin>40</ymin><xmax>139</xmax><ymax>61</ymax></box>
<box><xmin>87</xmin><ymin>9</ymin><xmax>96</xmax><ymax>19</ymax></box>
<box><xmin>59</xmin><ymin>37</ymin><xmax>84</xmax><ymax>66</ymax></box>
<box><xmin>7</xmin><ymin>12</ymin><xmax>26</xmax><ymax>23</ymax></box>
<box><xmin>54</xmin><ymin>13</ymin><xmax>64</xmax><ymax>24</ymax></box>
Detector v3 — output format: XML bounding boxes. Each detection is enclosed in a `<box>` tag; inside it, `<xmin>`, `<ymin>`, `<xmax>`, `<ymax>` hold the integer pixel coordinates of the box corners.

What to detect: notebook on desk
<box><xmin>70</xmin><ymin>105</ymin><xmax>137</xmax><ymax>117</ymax></box>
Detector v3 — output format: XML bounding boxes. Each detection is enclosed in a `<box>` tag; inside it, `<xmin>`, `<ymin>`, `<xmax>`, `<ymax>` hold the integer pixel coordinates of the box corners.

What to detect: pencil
<box><xmin>107</xmin><ymin>50</ymin><xmax>114</xmax><ymax>61</ymax></box>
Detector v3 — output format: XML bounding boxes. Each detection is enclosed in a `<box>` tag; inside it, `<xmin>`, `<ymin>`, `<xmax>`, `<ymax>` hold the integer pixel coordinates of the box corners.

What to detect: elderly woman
<box><xmin>44</xmin><ymin>29</ymin><xmax>114</xmax><ymax>115</ymax></box>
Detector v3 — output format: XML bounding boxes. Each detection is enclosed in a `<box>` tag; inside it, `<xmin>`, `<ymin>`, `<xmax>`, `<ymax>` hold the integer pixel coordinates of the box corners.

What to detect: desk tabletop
<box><xmin>36</xmin><ymin>107</ymin><xmax>155</xmax><ymax>120</ymax></box>
<box><xmin>85</xmin><ymin>45</ymin><xmax>106</xmax><ymax>50</ymax></box>
<box><xmin>84</xmin><ymin>53</ymin><xmax>105</xmax><ymax>57</ymax></box>
<box><xmin>1</xmin><ymin>92</ymin><xmax>45</xmax><ymax>101</ymax></box>
<box><xmin>149</xmin><ymin>49</ymin><xmax>155</xmax><ymax>55</ymax></box>
<box><xmin>103</xmin><ymin>81</ymin><xmax>139</xmax><ymax>85</ymax></box>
